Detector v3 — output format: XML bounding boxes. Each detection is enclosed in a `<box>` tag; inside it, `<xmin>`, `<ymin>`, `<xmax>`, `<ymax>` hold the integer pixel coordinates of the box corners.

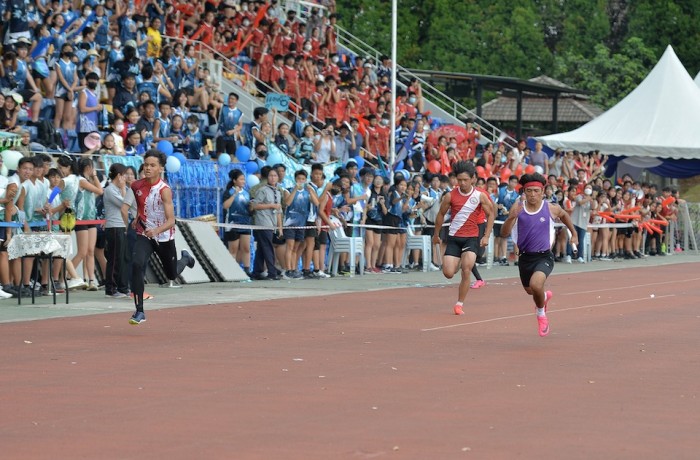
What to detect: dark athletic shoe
<box><xmin>182</xmin><ymin>250</ymin><xmax>196</xmax><ymax>268</ymax></box>
<box><xmin>129</xmin><ymin>311</ymin><xmax>146</xmax><ymax>325</ymax></box>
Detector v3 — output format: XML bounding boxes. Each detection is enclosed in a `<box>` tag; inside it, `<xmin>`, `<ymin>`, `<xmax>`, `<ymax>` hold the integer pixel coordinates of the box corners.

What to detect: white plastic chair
<box><xmin>402</xmin><ymin>225</ymin><xmax>432</xmax><ymax>272</ymax></box>
<box><xmin>327</xmin><ymin>217</ymin><xmax>365</xmax><ymax>277</ymax></box>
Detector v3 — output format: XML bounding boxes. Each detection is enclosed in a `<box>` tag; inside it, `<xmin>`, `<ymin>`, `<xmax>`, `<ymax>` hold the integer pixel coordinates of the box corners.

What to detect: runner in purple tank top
<box><xmin>500</xmin><ymin>173</ymin><xmax>577</xmax><ymax>337</ymax></box>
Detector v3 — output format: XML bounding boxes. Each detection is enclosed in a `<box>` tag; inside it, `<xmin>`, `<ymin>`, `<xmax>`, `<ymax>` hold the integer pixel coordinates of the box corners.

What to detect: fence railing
<box><xmin>281</xmin><ymin>0</ymin><xmax>516</xmax><ymax>149</ymax></box>
<box><xmin>333</xmin><ymin>25</ymin><xmax>514</xmax><ymax>148</ymax></box>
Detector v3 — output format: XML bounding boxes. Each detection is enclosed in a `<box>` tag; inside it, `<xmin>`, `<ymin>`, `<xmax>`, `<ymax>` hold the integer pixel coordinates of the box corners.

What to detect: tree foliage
<box><xmin>337</xmin><ymin>0</ymin><xmax>700</xmax><ymax>108</ymax></box>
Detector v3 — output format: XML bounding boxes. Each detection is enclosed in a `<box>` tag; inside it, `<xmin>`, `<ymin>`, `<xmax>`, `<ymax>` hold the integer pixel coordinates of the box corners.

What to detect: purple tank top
<box><xmin>512</xmin><ymin>200</ymin><xmax>555</xmax><ymax>253</ymax></box>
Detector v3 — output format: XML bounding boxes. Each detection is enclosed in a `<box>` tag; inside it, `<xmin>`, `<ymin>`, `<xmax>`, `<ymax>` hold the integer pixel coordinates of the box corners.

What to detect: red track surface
<box><xmin>2</xmin><ymin>263</ymin><xmax>700</xmax><ymax>459</ymax></box>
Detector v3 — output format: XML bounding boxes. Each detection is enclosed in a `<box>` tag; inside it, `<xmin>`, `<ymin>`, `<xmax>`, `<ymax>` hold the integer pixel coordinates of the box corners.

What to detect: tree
<box><xmin>552</xmin><ymin>37</ymin><xmax>657</xmax><ymax>109</ymax></box>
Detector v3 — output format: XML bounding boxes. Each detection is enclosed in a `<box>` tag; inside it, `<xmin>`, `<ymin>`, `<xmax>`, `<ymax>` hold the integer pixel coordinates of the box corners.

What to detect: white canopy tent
<box><xmin>537</xmin><ymin>46</ymin><xmax>700</xmax><ymax>161</ymax></box>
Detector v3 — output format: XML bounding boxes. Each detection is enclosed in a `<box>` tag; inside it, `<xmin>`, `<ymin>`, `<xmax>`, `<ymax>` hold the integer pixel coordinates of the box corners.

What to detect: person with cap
<box><xmin>500</xmin><ymin>173</ymin><xmax>578</xmax><ymax>337</ymax></box>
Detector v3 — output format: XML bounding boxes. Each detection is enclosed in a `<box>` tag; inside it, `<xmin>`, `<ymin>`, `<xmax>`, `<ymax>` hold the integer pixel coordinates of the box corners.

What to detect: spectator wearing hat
<box><xmin>81</xmin><ymin>49</ymin><xmax>102</xmax><ymax>83</ymax></box>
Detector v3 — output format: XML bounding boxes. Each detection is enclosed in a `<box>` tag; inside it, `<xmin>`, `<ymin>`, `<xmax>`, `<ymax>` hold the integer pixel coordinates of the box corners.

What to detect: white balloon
<box><xmin>534</xmin><ymin>165</ymin><xmax>544</xmax><ymax>174</ymax></box>
<box><xmin>246</xmin><ymin>174</ymin><xmax>260</xmax><ymax>189</ymax></box>
<box><xmin>2</xmin><ymin>150</ymin><xmax>24</xmax><ymax>170</ymax></box>
<box><xmin>165</xmin><ymin>155</ymin><xmax>181</xmax><ymax>173</ymax></box>
<box><xmin>0</xmin><ymin>164</ymin><xmax>7</xmax><ymax>177</ymax></box>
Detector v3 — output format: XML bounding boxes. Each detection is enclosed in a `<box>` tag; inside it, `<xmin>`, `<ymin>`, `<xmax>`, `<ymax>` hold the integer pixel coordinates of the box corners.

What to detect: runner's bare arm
<box><xmin>431</xmin><ymin>192</ymin><xmax>451</xmax><ymax>245</ymax></box>
<box><xmin>499</xmin><ymin>199</ymin><xmax>522</xmax><ymax>238</ymax></box>
<box><xmin>480</xmin><ymin>192</ymin><xmax>495</xmax><ymax>247</ymax></box>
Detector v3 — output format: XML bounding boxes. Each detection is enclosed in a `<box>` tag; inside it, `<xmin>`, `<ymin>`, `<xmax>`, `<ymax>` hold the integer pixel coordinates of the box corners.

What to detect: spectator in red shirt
<box><xmin>310</xmin><ymin>27</ymin><xmax>322</xmax><ymax>55</ymax></box>
<box><xmin>365</xmin><ymin>114</ymin><xmax>381</xmax><ymax>158</ymax></box>
<box><xmin>323</xmin><ymin>76</ymin><xmax>340</xmax><ymax>125</ymax></box>
<box><xmin>190</xmin><ymin>10</ymin><xmax>215</xmax><ymax>45</ymax></box>
<box><xmin>283</xmin><ymin>54</ymin><xmax>300</xmax><ymax>104</ymax></box>
<box><xmin>312</xmin><ymin>80</ymin><xmax>328</xmax><ymax>123</ymax></box>
<box><xmin>325</xmin><ymin>14</ymin><xmax>338</xmax><ymax>54</ymax></box>
<box><xmin>464</xmin><ymin>120</ymin><xmax>481</xmax><ymax>159</ymax></box>
<box><xmin>269</xmin><ymin>54</ymin><xmax>286</xmax><ymax>94</ymax></box>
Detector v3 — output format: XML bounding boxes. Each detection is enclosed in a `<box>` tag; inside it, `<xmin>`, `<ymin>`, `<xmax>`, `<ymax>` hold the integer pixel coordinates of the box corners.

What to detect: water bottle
<box><xmin>101</xmin><ymin>105</ymin><xmax>108</xmax><ymax>129</ymax></box>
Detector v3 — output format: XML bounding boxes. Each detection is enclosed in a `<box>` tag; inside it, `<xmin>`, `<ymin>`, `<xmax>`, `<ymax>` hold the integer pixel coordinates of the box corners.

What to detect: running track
<box><xmin>1</xmin><ymin>263</ymin><xmax>699</xmax><ymax>459</ymax></box>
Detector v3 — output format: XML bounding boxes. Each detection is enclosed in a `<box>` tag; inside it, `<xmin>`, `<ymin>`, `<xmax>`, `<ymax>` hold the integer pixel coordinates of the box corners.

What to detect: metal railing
<box><xmin>280</xmin><ymin>0</ymin><xmax>515</xmax><ymax>147</ymax></box>
<box><xmin>333</xmin><ymin>25</ymin><xmax>515</xmax><ymax>147</ymax></box>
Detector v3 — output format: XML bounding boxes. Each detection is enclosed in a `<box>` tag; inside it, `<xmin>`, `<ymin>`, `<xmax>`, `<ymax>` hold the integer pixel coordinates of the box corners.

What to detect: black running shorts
<box><xmin>444</xmin><ymin>236</ymin><xmax>479</xmax><ymax>258</ymax></box>
<box><xmin>518</xmin><ymin>251</ymin><xmax>555</xmax><ymax>287</ymax></box>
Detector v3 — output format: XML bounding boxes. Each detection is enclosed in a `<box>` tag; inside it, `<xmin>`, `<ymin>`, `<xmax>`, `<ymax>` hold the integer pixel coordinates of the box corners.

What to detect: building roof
<box><xmin>478</xmin><ymin>75</ymin><xmax>604</xmax><ymax>123</ymax></box>
<box><xmin>480</xmin><ymin>96</ymin><xmax>604</xmax><ymax>123</ymax></box>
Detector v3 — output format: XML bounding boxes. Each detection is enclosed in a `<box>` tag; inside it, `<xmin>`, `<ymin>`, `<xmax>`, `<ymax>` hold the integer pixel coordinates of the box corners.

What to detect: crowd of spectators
<box><xmin>0</xmin><ymin>0</ymin><xmax>686</xmax><ymax>293</ymax></box>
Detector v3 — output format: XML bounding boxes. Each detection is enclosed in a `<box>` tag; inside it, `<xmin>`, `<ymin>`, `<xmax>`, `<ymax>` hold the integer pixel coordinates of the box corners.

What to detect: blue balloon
<box><xmin>246</xmin><ymin>174</ymin><xmax>260</xmax><ymax>189</ymax></box>
<box><xmin>245</xmin><ymin>160</ymin><xmax>259</xmax><ymax>174</ymax></box>
<box><xmin>173</xmin><ymin>152</ymin><xmax>187</xmax><ymax>165</ymax></box>
<box><xmin>218</xmin><ymin>153</ymin><xmax>232</xmax><ymax>166</ymax></box>
<box><xmin>157</xmin><ymin>140</ymin><xmax>174</xmax><ymax>156</ymax></box>
<box><xmin>400</xmin><ymin>169</ymin><xmax>411</xmax><ymax>180</ymax></box>
<box><xmin>394</xmin><ymin>161</ymin><xmax>404</xmax><ymax>171</ymax></box>
<box><xmin>235</xmin><ymin>145</ymin><xmax>251</xmax><ymax>163</ymax></box>
<box><xmin>354</xmin><ymin>156</ymin><xmax>365</xmax><ymax>169</ymax></box>
<box><xmin>266</xmin><ymin>150</ymin><xmax>284</xmax><ymax>166</ymax></box>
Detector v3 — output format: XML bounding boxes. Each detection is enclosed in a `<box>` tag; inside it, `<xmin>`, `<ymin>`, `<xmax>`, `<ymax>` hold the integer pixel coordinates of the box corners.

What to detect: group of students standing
<box><xmin>0</xmin><ymin>151</ymin><xmax>196</xmax><ymax>326</ymax></box>
<box><xmin>0</xmin><ymin>154</ymin><xmax>107</xmax><ymax>299</ymax></box>
<box><xmin>220</xmin><ymin>159</ymin><xmax>460</xmax><ymax>280</ymax></box>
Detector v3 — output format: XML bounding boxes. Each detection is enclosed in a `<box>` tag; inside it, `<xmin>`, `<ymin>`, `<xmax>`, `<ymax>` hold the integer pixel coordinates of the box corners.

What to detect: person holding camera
<box><xmin>314</xmin><ymin>123</ymin><xmax>336</xmax><ymax>163</ymax></box>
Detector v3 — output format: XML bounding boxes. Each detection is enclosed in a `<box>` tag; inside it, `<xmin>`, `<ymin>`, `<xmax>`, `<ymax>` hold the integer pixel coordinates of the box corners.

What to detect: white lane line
<box><xmin>562</xmin><ymin>278</ymin><xmax>700</xmax><ymax>296</ymax></box>
<box><xmin>421</xmin><ymin>294</ymin><xmax>676</xmax><ymax>332</ymax></box>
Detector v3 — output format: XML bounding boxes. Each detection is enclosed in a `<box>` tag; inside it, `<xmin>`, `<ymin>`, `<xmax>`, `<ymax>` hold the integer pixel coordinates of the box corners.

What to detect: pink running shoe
<box><xmin>454</xmin><ymin>303</ymin><xmax>464</xmax><ymax>315</ymax></box>
<box><xmin>537</xmin><ymin>291</ymin><xmax>553</xmax><ymax>337</ymax></box>
<box><xmin>470</xmin><ymin>279</ymin><xmax>486</xmax><ymax>289</ymax></box>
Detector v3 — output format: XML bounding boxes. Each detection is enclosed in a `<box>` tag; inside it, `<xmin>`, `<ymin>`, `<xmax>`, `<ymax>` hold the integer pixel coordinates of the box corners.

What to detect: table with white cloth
<box><xmin>7</xmin><ymin>233</ymin><xmax>72</xmax><ymax>305</ymax></box>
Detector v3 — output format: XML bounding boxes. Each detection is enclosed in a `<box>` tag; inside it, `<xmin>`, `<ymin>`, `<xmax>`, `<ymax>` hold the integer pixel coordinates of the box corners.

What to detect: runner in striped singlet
<box><xmin>432</xmin><ymin>161</ymin><xmax>495</xmax><ymax>316</ymax></box>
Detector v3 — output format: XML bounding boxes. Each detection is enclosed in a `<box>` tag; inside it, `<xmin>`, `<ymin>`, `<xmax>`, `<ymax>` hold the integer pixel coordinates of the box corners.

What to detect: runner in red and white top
<box><xmin>433</xmin><ymin>161</ymin><xmax>495</xmax><ymax>315</ymax></box>
<box><xmin>132</xmin><ymin>176</ymin><xmax>175</xmax><ymax>242</ymax></box>
<box><xmin>128</xmin><ymin>150</ymin><xmax>196</xmax><ymax>325</ymax></box>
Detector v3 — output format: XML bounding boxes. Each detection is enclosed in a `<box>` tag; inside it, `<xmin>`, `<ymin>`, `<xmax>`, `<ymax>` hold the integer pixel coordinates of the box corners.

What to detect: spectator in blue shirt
<box><xmin>217</xmin><ymin>92</ymin><xmax>243</xmax><ymax>156</ymax></box>
<box><xmin>184</xmin><ymin>114</ymin><xmax>207</xmax><ymax>160</ymax></box>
